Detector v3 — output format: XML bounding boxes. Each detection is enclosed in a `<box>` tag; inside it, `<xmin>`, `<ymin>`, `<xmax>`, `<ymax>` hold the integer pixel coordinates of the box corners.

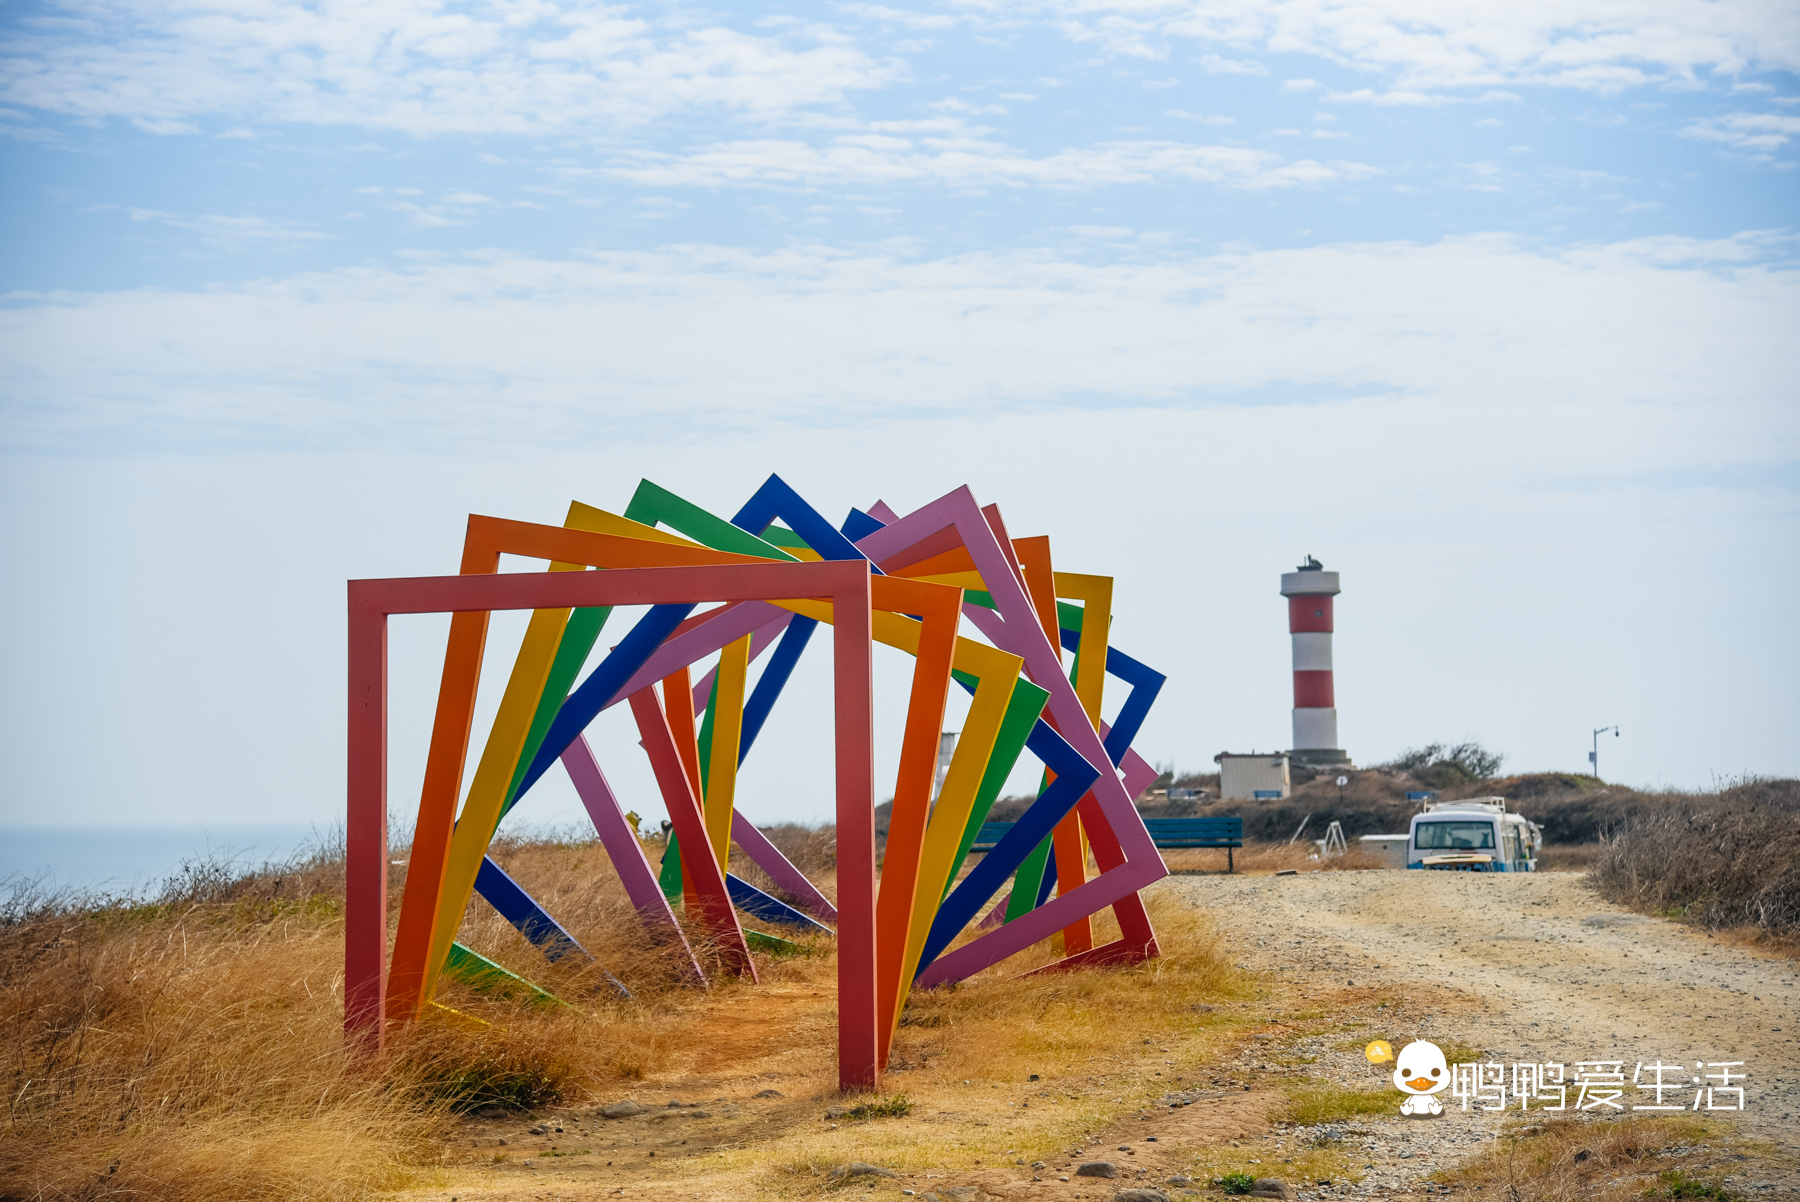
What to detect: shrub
<box><xmin>1654</xmin><ymin>1169</ymin><xmax>1740</xmax><ymax>1200</ymax></box>
<box><xmin>1132</xmin><ymin>767</ymin><xmax>1800</xmax><ymax>852</ymax></box>
<box><xmin>1437</xmin><ymin>1115</ymin><xmax>1736</xmax><ymax>1202</ymax></box>
<box><xmin>843</xmin><ymin>1095</ymin><xmax>913</xmax><ymax>1120</ymax></box>
<box><xmin>1378</xmin><ymin>742</ymin><xmax>1505</xmax><ymax>781</ymax></box>
<box><xmin>1284</xmin><ymin>1080</ymin><xmax>1401</xmax><ymax>1124</ymax></box>
<box><xmin>393</xmin><ymin>1023</ymin><xmax>576</xmax><ymax>1113</ymax></box>
<box><xmin>0</xmin><ymin>864</ymin><xmax>428</xmax><ymax>1202</ymax></box>
<box><xmin>1591</xmin><ymin>784</ymin><xmax>1800</xmax><ymax>935</ymax></box>
<box><xmin>1216</xmin><ymin>1172</ymin><xmax>1256</xmax><ymax>1194</ymax></box>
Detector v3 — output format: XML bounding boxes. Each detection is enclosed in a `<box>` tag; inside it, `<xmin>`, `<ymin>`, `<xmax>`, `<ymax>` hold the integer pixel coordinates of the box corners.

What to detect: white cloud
<box><xmin>106</xmin><ymin>207</ymin><xmax>329</xmax><ymax>250</ymax></box>
<box><xmin>2</xmin><ymin>233</ymin><xmax>1793</xmax><ymax>456</ymax></box>
<box><xmin>1326</xmin><ymin>85</ymin><xmax>1522</xmax><ymax>105</ymax></box>
<box><xmin>0</xmin><ymin>0</ymin><xmax>902</xmax><ymax>135</ymax></box>
<box><xmin>132</xmin><ymin>117</ymin><xmax>198</xmax><ymax>135</ymax></box>
<box><xmin>1198</xmin><ymin>52</ymin><xmax>1264</xmax><ymax>74</ymax></box>
<box><xmin>3</xmin><ymin>231</ymin><xmax>1795</xmax><ymax>821</ymax></box>
<box><xmin>928</xmin><ymin>96</ymin><xmax>1008</xmax><ymax>114</ymax></box>
<box><xmin>593</xmin><ymin>134</ymin><xmax>1373</xmax><ymax>189</ymax></box>
<box><xmin>839</xmin><ymin>3</ymin><xmax>967</xmax><ymax>31</ymax></box>
<box><xmin>987</xmin><ymin>0</ymin><xmax>1800</xmax><ymax>93</ymax></box>
<box><xmin>1325</xmin><ymin>88</ymin><xmax>1458</xmax><ymax>106</ymax></box>
<box><xmin>4</xmin><ymin>0</ymin><xmax>1787</xmax><ymax>152</ymax></box>
<box><xmin>1682</xmin><ymin>111</ymin><xmax>1800</xmax><ymax>150</ymax></box>
<box><xmin>1457</xmin><ymin>159</ymin><xmax>1505</xmax><ymax>191</ymax></box>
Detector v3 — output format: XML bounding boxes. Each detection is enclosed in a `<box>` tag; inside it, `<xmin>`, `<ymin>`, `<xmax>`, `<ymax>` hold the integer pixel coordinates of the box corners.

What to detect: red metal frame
<box><xmin>629</xmin><ymin>683</ymin><xmax>755</xmax><ymax>979</ymax></box>
<box><xmin>346</xmin><ymin>559</ymin><xmax>880</xmax><ymax>1089</ymax></box>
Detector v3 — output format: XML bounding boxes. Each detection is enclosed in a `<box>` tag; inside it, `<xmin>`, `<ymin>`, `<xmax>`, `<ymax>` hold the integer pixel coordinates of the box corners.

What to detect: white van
<box><xmin>1406</xmin><ymin>798</ymin><xmax>1542</xmax><ymax>872</ymax></box>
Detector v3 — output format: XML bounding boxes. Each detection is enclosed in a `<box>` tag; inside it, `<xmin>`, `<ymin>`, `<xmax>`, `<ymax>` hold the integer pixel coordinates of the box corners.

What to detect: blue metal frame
<box><xmin>725</xmin><ymin>873</ymin><xmax>835</xmax><ymax>933</ymax></box>
<box><xmin>473</xmin><ymin>855</ymin><xmax>631</xmax><ymax>996</ymax></box>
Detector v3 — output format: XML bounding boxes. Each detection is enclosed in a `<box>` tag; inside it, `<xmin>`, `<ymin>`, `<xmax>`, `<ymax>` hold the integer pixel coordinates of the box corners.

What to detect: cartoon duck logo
<box><xmin>1392</xmin><ymin>1040</ymin><xmax>1450</xmax><ymax>1117</ymax></box>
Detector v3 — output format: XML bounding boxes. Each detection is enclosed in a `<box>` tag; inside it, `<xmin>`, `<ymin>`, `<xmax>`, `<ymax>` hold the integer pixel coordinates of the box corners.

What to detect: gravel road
<box><xmin>1166</xmin><ymin>868</ymin><xmax>1800</xmax><ymax>1197</ymax></box>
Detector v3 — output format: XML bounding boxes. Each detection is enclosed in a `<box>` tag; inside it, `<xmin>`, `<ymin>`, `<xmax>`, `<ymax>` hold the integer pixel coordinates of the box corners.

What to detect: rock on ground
<box><xmin>830</xmin><ymin>1163</ymin><xmax>899</xmax><ymax>1181</ymax></box>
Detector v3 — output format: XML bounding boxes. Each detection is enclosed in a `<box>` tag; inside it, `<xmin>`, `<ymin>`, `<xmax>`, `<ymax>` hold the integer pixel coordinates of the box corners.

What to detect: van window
<box><xmin>1414</xmin><ymin>821</ymin><xmax>1495</xmax><ymax>850</ymax></box>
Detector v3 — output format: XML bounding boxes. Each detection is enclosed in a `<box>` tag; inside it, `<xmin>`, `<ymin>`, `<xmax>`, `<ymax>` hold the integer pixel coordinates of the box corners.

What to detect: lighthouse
<box><xmin>1281</xmin><ymin>556</ymin><xmax>1352</xmax><ymax>769</ymax></box>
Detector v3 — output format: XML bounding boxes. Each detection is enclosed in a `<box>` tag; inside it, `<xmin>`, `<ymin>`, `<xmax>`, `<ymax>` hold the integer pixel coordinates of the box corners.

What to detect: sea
<box><xmin>0</xmin><ymin>823</ymin><xmax>331</xmax><ymax>898</ymax></box>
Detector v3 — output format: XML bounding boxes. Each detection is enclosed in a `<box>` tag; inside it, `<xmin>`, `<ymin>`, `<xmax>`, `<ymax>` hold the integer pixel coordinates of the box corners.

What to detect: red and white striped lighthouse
<box><xmin>1281</xmin><ymin>556</ymin><xmax>1351</xmax><ymax>769</ymax></box>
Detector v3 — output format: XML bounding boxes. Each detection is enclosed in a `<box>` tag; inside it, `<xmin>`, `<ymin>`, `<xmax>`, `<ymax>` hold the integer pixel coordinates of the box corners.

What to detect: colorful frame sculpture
<box><xmin>346</xmin><ymin>478</ymin><xmax>1169</xmax><ymax>1091</ymax></box>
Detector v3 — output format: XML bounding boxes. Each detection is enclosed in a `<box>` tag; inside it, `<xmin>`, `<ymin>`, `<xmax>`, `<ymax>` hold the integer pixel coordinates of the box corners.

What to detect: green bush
<box><xmin>1284</xmin><ymin>1080</ymin><xmax>1402</xmax><ymax>1124</ymax></box>
<box><xmin>1215</xmin><ymin>1172</ymin><xmax>1255</xmax><ymax>1195</ymax></box>
<box><xmin>844</xmin><ymin>1094</ymin><xmax>912</xmax><ymax>1120</ymax></box>
<box><xmin>400</xmin><ymin>1033</ymin><xmax>574</xmax><ymax>1113</ymax></box>
<box><xmin>1655</xmin><ymin>1170</ymin><xmax>1740</xmax><ymax>1200</ymax></box>
<box><xmin>1381</xmin><ymin>742</ymin><xmax>1505</xmax><ymax>781</ymax></box>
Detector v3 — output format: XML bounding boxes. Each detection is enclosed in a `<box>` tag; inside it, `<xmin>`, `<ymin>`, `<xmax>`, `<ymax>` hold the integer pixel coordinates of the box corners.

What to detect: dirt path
<box><xmin>1169</xmin><ymin>868</ymin><xmax>1800</xmax><ymax>1194</ymax></box>
<box><xmin>401</xmin><ymin>869</ymin><xmax>1795</xmax><ymax>1202</ymax></box>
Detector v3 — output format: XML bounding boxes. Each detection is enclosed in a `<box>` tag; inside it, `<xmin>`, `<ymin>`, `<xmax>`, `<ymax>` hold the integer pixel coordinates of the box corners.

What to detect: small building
<box><xmin>1358</xmin><ymin>834</ymin><xmax>1411</xmax><ymax>869</ymax></box>
<box><xmin>1214</xmin><ymin>752</ymin><xmax>1290</xmax><ymax>801</ymax></box>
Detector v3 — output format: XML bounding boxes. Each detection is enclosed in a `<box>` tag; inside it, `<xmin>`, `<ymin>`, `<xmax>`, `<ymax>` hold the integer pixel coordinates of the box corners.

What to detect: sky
<box><xmin>1</xmin><ymin>0</ymin><xmax>1797</xmax><ymax>833</ymax></box>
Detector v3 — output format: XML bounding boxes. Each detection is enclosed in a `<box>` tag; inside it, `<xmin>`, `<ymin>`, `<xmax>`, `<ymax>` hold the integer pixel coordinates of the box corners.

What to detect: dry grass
<box><xmin>1438</xmin><ymin>1114</ymin><xmax>1757</xmax><ymax>1201</ymax></box>
<box><xmin>1535</xmin><ymin>844</ymin><xmax>1603</xmax><ymax>873</ymax></box>
<box><xmin>22</xmin><ymin>832</ymin><xmax>1779</xmax><ymax>1202</ymax></box>
<box><xmin>1708</xmin><ymin>925</ymin><xmax>1800</xmax><ymax>960</ymax></box>
<box><xmin>1</xmin><ymin>830</ymin><xmax>1262</xmax><ymax>1201</ymax></box>
<box><xmin>1165</xmin><ymin>839</ymin><xmax>1608</xmax><ymax>877</ymax></box>
<box><xmin>666</xmin><ymin>893</ymin><xmax>1276</xmax><ymax>1195</ymax></box>
<box><xmin>0</xmin><ymin>826</ymin><xmax>802</xmax><ymax>1201</ymax></box>
<box><xmin>1160</xmin><ymin>841</ymin><xmax>1388</xmax><ymax>876</ymax></box>
<box><xmin>1281</xmin><ymin>1080</ymin><xmax>1400</xmax><ymax>1124</ymax></box>
<box><xmin>0</xmin><ymin>862</ymin><xmax>433</xmax><ymax>1200</ymax></box>
<box><xmin>1591</xmin><ymin>784</ymin><xmax>1800</xmax><ymax>937</ymax></box>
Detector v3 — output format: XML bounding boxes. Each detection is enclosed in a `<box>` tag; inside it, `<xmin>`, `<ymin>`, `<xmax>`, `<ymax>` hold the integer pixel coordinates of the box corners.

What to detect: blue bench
<box><xmin>968</xmin><ymin>822</ymin><xmax>1017</xmax><ymax>853</ymax></box>
<box><xmin>1146</xmin><ymin>817</ymin><xmax>1243</xmax><ymax>873</ymax></box>
<box><xmin>968</xmin><ymin>816</ymin><xmax>1243</xmax><ymax>872</ymax></box>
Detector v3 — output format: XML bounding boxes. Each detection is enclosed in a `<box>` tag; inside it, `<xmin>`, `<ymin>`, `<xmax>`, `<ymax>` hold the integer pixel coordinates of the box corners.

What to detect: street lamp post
<box><xmin>1590</xmin><ymin>726</ymin><xmax>1619</xmax><ymax>780</ymax></box>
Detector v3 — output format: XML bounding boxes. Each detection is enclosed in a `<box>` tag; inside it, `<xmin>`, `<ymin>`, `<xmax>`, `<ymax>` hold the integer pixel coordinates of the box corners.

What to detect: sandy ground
<box><xmin>410</xmin><ymin>869</ymin><xmax>1798</xmax><ymax>1202</ymax></box>
<box><xmin>1169</xmin><ymin>868</ymin><xmax>1800</xmax><ymax>1195</ymax></box>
